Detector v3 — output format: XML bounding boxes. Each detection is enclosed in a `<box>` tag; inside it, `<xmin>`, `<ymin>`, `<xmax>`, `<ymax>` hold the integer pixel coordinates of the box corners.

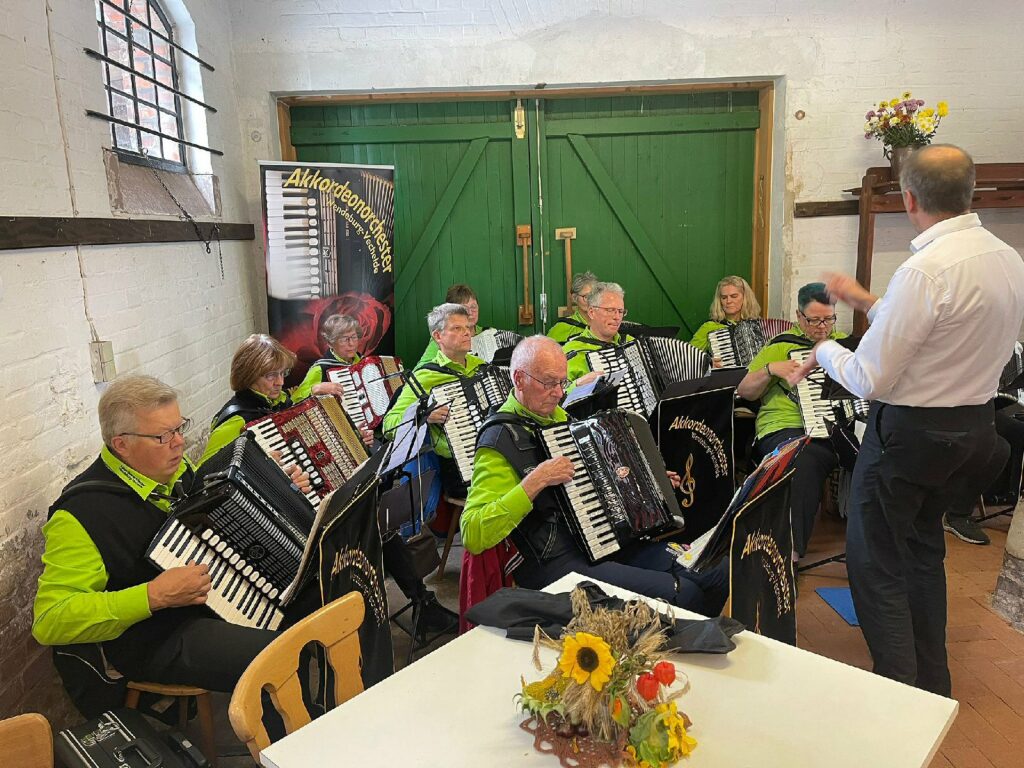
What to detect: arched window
<box><xmin>96</xmin><ymin>0</ymin><xmax>185</xmax><ymax>167</ymax></box>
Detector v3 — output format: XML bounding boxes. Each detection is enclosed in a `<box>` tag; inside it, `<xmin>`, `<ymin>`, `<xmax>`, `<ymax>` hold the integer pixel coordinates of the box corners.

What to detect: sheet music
<box><xmin>380</xmin><ymin>402</ymin><xmax>429</xmax><ymax>476</ymax></box>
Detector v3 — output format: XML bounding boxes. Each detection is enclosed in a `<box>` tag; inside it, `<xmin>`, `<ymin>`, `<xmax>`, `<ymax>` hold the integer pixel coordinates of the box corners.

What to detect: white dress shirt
<box><xmin>818</xmin><ymin>213</ymin><xmax>1024</xmax><ymax>407</ymax></box>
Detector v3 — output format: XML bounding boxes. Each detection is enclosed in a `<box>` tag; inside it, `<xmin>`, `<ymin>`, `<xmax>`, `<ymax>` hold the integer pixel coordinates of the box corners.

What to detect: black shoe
<box><xmin>942</xmin><ymin>514</ymin><xmax>990</xmax><ymax>545</ymax></box>
<box><xmin>416</xmin><ymin>593</ymin><xmax>457</xmax><ymax>635</ymax></box>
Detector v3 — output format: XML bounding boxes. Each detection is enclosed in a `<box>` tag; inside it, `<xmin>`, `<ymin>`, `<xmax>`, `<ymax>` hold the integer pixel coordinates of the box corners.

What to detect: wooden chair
<box><xmin>0</xmin><ymin>713</ymin><xmax>52</xmax><ymax>768</ymax></box>
<box><xmin>125</xmin><ymin>682</ymin><xmax>218</xmax><ymax>768</ymax></box>
<box><xmin>228</xmin><ymin>591</ymin><xmax>366</xmax><ymax>760</ymax></box>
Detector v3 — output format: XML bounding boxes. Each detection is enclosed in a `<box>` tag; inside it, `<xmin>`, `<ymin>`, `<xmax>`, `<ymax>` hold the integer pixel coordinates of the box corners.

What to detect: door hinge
<box><xmin>514</xmin><ymin>99</ymin><xmax>526</xmax><ymax>140</ymax></box>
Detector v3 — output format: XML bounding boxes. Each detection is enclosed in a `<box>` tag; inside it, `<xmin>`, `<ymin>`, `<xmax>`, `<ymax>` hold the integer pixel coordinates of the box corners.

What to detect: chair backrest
<box><xmin>228</xmin><ymin>591</ymin><xmax>366</xmax><ymax>760</ymax></box>
<box><xmin>0</xmin><ymin>713</ymin><xmax>53</xmax><ymax>768</ymax></box>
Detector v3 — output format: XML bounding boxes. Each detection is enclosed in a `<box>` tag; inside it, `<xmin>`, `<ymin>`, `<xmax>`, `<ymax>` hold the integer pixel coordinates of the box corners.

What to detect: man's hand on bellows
<box><xmin>823</xmin><ymin>272</ymin><xmax>876</xmax><ymax>314</ymax></box>
<box><xmin>148</xmin><ymin>564</ymin><xmax>211</xmax><ymax>611</ymax></box>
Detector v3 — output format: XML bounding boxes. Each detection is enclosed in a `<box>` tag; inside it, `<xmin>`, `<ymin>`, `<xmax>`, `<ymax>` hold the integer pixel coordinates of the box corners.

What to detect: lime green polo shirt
<box><xmin>460</xmin><ymin>393</ymin><xmax>569</xmax><ymax>554</ymax></box>
<box><xmin>381</xmin><ymin>349</ymin><xmax>486</xmax><ymax>459</ymax></box>
<box><xmin>547</xmin><ymin>310</ymin><xmax>589</xmax><ymax>344</ymax></box>
<box><xmin>563</xmin><ymin>328</ymin><xmax>636</xmax><ymax>382</ymax></box>
<box><xmin>748</xmin><ymin>326</ymin><xmax>847</xmax><ymax>441</ymax></box>
<box><xmin>32</xmin><ymin>447</ymin><xmax>193</xmax><ymax>646</ymax></box>
<box><xmin>199</xmin><ymin>389</ymin><xmax>290</xmax><ymax>466</ymax></box>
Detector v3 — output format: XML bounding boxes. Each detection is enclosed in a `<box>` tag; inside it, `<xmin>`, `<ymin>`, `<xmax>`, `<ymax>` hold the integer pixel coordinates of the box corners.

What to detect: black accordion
<box><xmin>997</xmin><ymin>342</ymin><xmax>1024</xmax><ymax>408</ymax></box>
<box><xmin>708</xmin><ymin>318</ymin><xmax>794</xmax><ymax>368</ymax></box>
<box><xmin>146</xmin><ymin>432</ymin><xmax>315</xmax><ymax>630</ymax></box>
<box><xmin>583</xmin><ymin>337</ymin><xmax>710</xmax><ymax>417</ymax></box>
<box><xmin>432</xmin><ymin>365</ymin><xmax>513</xmax><ymax>483</ymax></box>
<box><xmin>538</xmin><ymin>410</ymin><xmax>682</xmax><ymax>563</ymax></box>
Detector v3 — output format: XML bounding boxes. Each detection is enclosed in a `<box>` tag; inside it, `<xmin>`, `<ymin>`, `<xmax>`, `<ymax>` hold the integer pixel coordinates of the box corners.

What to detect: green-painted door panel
<box><xmin>290</xmin><ymin>101</ymin><xmax>531</xmax><ymax>365</ymax></box>
<box><xmin>538</xmin><ymin>93</ymin><xmax>759</xmax><ymax>337</ymax></box>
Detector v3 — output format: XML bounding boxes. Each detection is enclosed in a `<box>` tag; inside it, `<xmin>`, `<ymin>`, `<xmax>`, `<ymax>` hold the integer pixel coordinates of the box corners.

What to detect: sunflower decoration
<box><xmin>517</xmin><ymin>587</ymin><xmax>698</xmax><ymax>767</ymax></box>
<box><xmin>559</xmin><ymin>632</ymin><xmax>616</xmax><ymax>691</ymax></box>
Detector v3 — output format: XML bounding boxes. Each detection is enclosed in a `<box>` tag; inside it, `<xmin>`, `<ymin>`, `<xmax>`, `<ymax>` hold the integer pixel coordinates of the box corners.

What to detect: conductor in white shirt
<box><xmin>788</xmin><ymin>144</ymin><xmax>1024</xmax><ymax>695</ymax></box>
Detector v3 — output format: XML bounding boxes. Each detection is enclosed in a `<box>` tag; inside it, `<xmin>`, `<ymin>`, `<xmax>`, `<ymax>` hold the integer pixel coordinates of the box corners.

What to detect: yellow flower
<box><xmin>889</xmin><ymin>98</ymin><xmax>900</xmax><ymax>107</ymax></box>
<box><xmin>921</xmin><ymin>107</ymin><xmax>935</xmax><ymax>117</ymax></box>
<box><xmin>901</xmin><ymin>91</ymin><xmax>912</xmax><ymax>100</ymax></box>
<box><xmin>558</xmin><ymin>632</ymin><xmax>616</xmax><ymax>691</ymax></box>
<box><xmin>937</xmin><ymin>101</ymin><xmax>949</xmax><ymax>117</ymax></box>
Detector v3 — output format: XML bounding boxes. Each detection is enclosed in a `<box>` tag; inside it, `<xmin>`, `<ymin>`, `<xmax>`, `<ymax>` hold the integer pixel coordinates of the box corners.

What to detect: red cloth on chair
<box><xmin>458</xmin><ymin>541</ymin><xmax>520</xmax><ymax>634</ymax></box>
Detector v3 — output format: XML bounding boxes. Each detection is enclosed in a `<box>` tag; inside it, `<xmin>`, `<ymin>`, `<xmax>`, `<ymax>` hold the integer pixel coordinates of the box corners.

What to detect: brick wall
<box><xmin>0</xmin><ymin>0</ymin><xmax>259</xmax><ymax>725</ymax></box>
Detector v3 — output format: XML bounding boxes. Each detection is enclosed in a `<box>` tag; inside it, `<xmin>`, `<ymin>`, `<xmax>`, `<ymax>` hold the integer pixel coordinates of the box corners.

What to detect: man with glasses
<box><xmin>460</xmin><ymin>336</ymin><xmax>729</xmax><ymax>614</ymax></box>
<box><xmin>563</xmin><ymin>281</ymin><xmax>633</xmax><ymax>383</ymax></box>
<box><xmin>547</xmin><ymin>271</ymin><xmax>600</xmax><ymax>344</ymax></box>
<box><xmin>789</xmin><ymin>145</ymin><xmax>1024</xmax><ymax>696</ymax></box>
<box><xmin>33</xmin><ymin>375</ymin><xmax>280</xmax><ymax>715</ymax></box>
<box><xmin>736</xmin><ymin>282</ymin><xmax>848</xmax><ymax>560</ymax></box>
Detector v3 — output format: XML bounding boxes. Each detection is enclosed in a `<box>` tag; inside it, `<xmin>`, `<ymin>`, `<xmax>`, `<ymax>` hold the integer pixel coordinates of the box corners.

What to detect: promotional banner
<box><xmin>259</xmin><ymin>161</ymin><xmax>396</xmax><ymax>382</ymax></box>
<box><xmin>652</xmin><ymin>385</ymin><xmax>736</xmax><ymax>542</ymax></box>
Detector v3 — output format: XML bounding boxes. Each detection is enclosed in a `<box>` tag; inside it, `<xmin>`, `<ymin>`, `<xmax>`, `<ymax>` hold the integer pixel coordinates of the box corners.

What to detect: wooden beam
<box><xmin>0</xmin><ymin>217</ymin><xmax>254</xmax><ymax>251</ymax></box>
<box><xmin>277</xmin><ymin>102</ymin><xmax>297</xmax><ymax>162</ymax></box>
<box><xmin>544</xmin><ymin>111</ymin><xmax>760</xmax><ymax>138</ymax></box>
<box><xmin>279</xmin><ymin>81</ymin><xmax>777</xmax><ymax>107</ymax></box>
<box><xmin>291</xmin><ymin>122</ymin><xmax>511</xmax><ymax>146</ymax></box>
<box><xmin>794</xmin><ymin>200</ymin><xmax>860</xmax><ymax>218</ymax></box>
<box><xmin>395</xmin><ymin>137</ymin><xmax>489</xmax><ymax>305</ymax></box>
<box><xmin>751</xmin><ymin>83</ymin><xmax>773</xmax><ymax>312</ymax></box>
<box><xmin>566</xmin><ymin>133</ymin><xmax>693</xmax><ymax>335</ymax></box>
<box><xmin>853</xmin><ymin>169</ymin><xmax>886</xmax><ymax>335</ymax></box>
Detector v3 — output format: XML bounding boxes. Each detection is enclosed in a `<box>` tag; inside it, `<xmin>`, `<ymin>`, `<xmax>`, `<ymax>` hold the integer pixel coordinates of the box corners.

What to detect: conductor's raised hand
<box><xmin>823</xmin><ymin>271</ymin><xmax>877</xmax><ymax>313</ymax></box>
<box><xmin>147</xmin><ymin>564</ymin><xmax>211</xmax><ymax>611</ymax></box>
<box><xmin>782</xmin><ymin>351</ymin><xmax>818</xmax><ymax>387</ymax></box>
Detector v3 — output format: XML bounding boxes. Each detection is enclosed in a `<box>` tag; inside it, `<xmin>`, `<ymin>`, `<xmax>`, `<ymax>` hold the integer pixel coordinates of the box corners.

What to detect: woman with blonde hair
<box><xmin>689</xmin><ymin>276</ymin><xmax>762</xmax><ymax>356</ymax></box>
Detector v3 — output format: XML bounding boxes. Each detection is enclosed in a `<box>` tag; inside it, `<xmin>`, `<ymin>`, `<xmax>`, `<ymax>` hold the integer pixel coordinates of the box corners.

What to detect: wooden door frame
<box><xmin>276</xmin><ymin>80</ymin><xmax>776</xmax><ymax>311</ymax></box>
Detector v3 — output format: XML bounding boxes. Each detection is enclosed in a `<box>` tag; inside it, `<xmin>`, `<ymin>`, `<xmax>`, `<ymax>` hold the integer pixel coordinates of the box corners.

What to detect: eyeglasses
<box><xmin>521</xmin><ymin>371</ymin><xmax>570</xmax><ymax>391</ymax></box>
<box><xmin>798</xmin><ymin>310</ymin><xmax>837</xmax><ymax>327</ymax></box>
<box><xmin>119</xmin><ymin>418</ymin><xmax>192</xmax><ymax>445</ymax></box>
<box><xmin>334</xmin><ymin>334</ymin><xmax>360</xmax><ymax>343</ymax></box>
<box><xmin>592</xmin><ymin>306</ymin><xmax>628</xmax><ymax>317</ymax></box>
<box><xmin>261</xmin><ymin>369</ymin><xmax>291</xmax><ymax>381</ymax></box>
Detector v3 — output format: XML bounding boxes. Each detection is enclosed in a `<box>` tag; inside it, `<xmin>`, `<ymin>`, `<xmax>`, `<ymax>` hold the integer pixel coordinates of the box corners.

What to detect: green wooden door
<box><xmin>535</xmin><ymin>93</ymin><xmax>760</xmax><ymax>338</ymax></box>
<box><xmin>290</xmin><ymin>101</ymin><xmax>532</xmax><ymax>365</ymax></box>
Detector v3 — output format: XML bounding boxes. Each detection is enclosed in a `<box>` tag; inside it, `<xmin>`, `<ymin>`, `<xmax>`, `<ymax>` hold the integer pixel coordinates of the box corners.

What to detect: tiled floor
<box><xmin>208</xmin><ymin>510</ymin><xmax>1022</xmax><ymax>767</ymax></box>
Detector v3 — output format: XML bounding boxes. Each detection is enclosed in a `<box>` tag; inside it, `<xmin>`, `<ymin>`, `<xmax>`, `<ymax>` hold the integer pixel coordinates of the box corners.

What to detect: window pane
<box><xmin>152</xmin><ymin>35</ymin><xmax>170</xmax><ymax>60</ymax></box>
<box><xmin>114</xmin><ymin>124</ymin><xmax>139</xmax><ymax>152</ymax></box>
<box><xmin>162</xmin><ymin>139</ymin><xmax>181</xmax><ymax>164</ymax></box>
<box><xmin>105</xmin><ymin>30</ymin><xmax>129</xmax><ymax>66</ymax></box>
<box><xmin>141</xmin><ymin>130</ymin><xmax>160</xmax><ymax>157</ymax></box>
<box><xmin>131</xmin><ymin>24</ymin><xmax>151</xmax><ymax>50</ymax></box>
<box><xmin>103</xmin><ymin>5</ymin><xmax>127</xmax><ymax>34</ymax></box>
<box><xmin>111</xmin><ymin>91</ymin><xmax>135</xmax><ymax>121</ymax></box>
<box><xmin>136</xmin><ymin>76</ymin><xmax>155</xmax><ymax>105</ymax></box>
<box><xmin>108</xmin><ymin>63</ymin><xmax>133</xmax><ymax>94</ymax></box>
<box><xmin>154</xmin><ymin>59</ymin><xmax>172</xmax><ymax>86</ymax></box>
<box><xmin>150</xmin><ymin>8</ymin><xmax>168</xmax><ymax>37</ymax></box>
<box><xmin>128</xmin><ymin>0</ymin><xmax>149</xmax><ymax>26</ymax></box>
<box><xmin>133</xmin><ymin>49</ymin><xmax>153</xmax><ymax>78</ymax></box>
<box><xmin>157</xmin><ymin>86</ymin><xmax>175</xmax><ymax>111</ymax></box>
<box><xmin>139</xmin><ymin>103</ymin><xmax>159</xmax><ymax>131</ymax></box>
<box><xmin>160</xmin><ymin>111</ymin><xmax>178</xmax><ymax>137</ymax></box>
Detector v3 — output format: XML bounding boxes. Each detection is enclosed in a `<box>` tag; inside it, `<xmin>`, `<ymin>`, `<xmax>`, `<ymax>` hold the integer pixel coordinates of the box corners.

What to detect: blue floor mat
<box><xmin>815</xmin><ymin>587</ymin><xmax>860</xmax><ymax>626</ymax></box>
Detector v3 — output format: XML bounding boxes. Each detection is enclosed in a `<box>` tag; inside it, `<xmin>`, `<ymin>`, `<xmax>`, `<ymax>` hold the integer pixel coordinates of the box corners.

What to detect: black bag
<box><xmin>55</xmin><ymin>708</ymin><xmax>208</xmax><ymax>767</ymax></box>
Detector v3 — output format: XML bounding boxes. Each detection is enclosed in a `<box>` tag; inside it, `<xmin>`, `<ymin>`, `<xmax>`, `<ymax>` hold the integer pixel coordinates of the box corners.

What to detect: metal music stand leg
<box><xmin>389</xmin><ymin>596</ymin><xmax>458</xmax><ymax>665</ymax></box>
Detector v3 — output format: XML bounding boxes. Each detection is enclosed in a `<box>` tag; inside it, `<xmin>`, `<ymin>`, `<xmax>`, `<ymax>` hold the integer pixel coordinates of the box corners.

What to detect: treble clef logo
<box><xmin>679</xmin><ymin>453</ymin><xmax>696</xmax><ymax>508</ymax></box>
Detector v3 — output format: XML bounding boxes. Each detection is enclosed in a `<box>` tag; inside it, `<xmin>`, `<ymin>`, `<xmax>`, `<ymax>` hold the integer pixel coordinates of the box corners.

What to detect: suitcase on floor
<box><xmin>55</xmin><ymin>708</ymin><xmax>209</xmax><ymax>768</ymax></box>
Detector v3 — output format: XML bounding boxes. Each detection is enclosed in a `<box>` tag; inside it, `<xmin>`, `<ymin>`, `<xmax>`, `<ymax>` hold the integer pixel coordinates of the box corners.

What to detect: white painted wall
<box><xmin>227</xmin><ymin>0</ymin><xmax>1024</xmax><ymax>322</ymax></box>
<box><xmin>0</xmin><ymin>0</ymin><xmax>260</xmax><ymax>720</ymax></box>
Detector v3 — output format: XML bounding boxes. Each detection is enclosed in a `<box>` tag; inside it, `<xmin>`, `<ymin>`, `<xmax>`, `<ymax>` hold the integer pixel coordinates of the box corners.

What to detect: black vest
<box><xmin>475</xmin><ymin>412</ymin><xmax>576</xmax><ymax>563</ymax></box>
<box><xmin>211</xmin><ymin>389</ymin><xmax>293</xmax><ymax>429</ymax></box>
<box><xmin>48</xmin><ymin>458</ymin><xmax>205</xmax><ymax>672</ymax></box>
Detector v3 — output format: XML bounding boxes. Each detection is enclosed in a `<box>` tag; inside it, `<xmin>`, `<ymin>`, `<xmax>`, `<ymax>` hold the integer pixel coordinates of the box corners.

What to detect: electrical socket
<box><xmin>89</xmin><ymin>341</ymin><xmax>116</xmax><ymax>383</ymax></box>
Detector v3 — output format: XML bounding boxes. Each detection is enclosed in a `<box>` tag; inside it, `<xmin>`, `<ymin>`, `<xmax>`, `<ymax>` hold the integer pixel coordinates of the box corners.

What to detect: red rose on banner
<box><xmin>274</xmin><ymin>292</ymin><xmax>393</xmax><ymax>377</ymax></box>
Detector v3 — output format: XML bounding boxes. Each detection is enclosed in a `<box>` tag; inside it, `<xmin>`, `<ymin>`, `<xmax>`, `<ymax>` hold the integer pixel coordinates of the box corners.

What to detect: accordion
<box><xmin>147</xmin><ymin>433</ymin><xmax>315</xmax><ymax>630</ymax></box>
<box><xmin>788</xmin><ymin>347</ymin><xmax>869</xmax><ymax>438</ymax></box>
<box><xmin>431</xmin><ymin>365</ymin><xmax>513</xmax><ymax>484</ymax></box>
<box><xmin>326</xmin><ymin>355</ymin><xmax>405</xmax><ymax>430</ymax></box>
<box><xmin>538</xmin><ymin>410</ymin><xmax>681</xmax><ymax>563</ymax></box>
<box><xmin>708</xmin><ymin>318</ymin><xmax>794</xmax><ymax>368</ymax></box>
<box><xmin>246</xmin><ymin>396</ymin><xmax>369</xmax><ymax>507</ymax></box>
<box><xmin>471</xmin><ymin>328</ymin><xmax>523</xmax><ymax>364</ymax></box>
<box><xmin>584</xmin><ymin>337</ymin><xmax>710</xmax><ymax>418</ymax></box>
<box><xmin>997</xmin><ymin>342</ymin><xmax>1024</xmax><ymax>407</ymax></box>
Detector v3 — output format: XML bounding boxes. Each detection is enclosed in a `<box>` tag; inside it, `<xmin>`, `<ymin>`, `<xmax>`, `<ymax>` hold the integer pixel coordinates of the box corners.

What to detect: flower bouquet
<box><xmin>864</xmin><ymin>91</ymin><xmax>949</xmax><ymax>160</ymax></box>
<box><xmin>517</xmin><ymin>588</ymin><xmax>697</xmax><ymax>768</ymax></box>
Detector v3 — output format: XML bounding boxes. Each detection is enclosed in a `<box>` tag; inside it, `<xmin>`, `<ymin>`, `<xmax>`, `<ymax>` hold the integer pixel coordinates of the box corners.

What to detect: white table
<box><xmin>260</xmin><ymin>573</ymin><xmax>957</xmax><ymax>768</ymax></box>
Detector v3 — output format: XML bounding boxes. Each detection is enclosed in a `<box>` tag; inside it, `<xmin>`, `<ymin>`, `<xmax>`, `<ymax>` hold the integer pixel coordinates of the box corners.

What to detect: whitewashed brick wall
<box><xmin>0</xmin><ymin>0</ymin><xmax>260</xmax><ymax>723</ymax></box>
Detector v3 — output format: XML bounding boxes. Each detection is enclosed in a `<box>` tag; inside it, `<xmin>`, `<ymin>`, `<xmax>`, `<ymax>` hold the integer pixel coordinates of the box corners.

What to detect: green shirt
<box><xmin>32</xmin><ymin>447</ymin><xmax>193</xmax><ymax>646</ymax></box>
<box><xmin>747</xmin><ymin>326</ymin><xmax>848</xmax><ymax>441</ymax></box>
<box><xmin>199</xmin><ymin>389</ymin><xmax>290</xmax><ymax>466</ymax></box>
<box><xmin>460</xmin><ymin>393</ymin><xmax>569</xmax><ymax>554</ymax></box>
<box><xmin>292</xmin><ymin>351</ymin><xmax>361</xmax><ymax>402</ymax></box>
<box><xmin>689</xmin><ymin>320</ymin><xmax>729</xmax><ymax>353</ymax></box>
<box><xmin>381</xmin><ymin>349</ymin><xmax>486</xmax><ymax>458</ymax></box>
<box><xmin>563</xmin><ymin>328</ymin><xmax>636</xmax><ymax>382</ymax></box>
<box><xmin>547</xmin><ymin>310</ymin><xmax>588</xmax><ymax>344</ymax></box>
<box><xmin>414</xmin><ymin>325</ymin><xmax>483</xmax><ymax>369</ymax></box>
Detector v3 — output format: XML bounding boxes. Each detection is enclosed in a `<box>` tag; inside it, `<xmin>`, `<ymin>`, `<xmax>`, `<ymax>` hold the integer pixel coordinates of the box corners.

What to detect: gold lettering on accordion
<box><xmin>740</xmin><ymin>531</ymin><xmax>793</xmax><ymax>618</ymax></box>
<box><xmin>679</xmin><ymin>453</ymin><xmax>696</xmax><ymax>508</ymax></box>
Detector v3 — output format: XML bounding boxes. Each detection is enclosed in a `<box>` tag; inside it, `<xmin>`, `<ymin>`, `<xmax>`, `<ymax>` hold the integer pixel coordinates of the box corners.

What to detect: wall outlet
<box><xmin>89</xmin><ymin>341</ymin><xmax>116</xmax><ymax>383</ymax></box>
